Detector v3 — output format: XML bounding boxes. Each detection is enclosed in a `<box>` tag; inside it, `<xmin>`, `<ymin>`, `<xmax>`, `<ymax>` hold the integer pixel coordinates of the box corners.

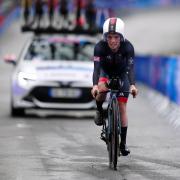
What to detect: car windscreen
<box><xmin>24</xmin><ymin>39</ymin><xmax>94</xmax><ymax>61</ymax></box>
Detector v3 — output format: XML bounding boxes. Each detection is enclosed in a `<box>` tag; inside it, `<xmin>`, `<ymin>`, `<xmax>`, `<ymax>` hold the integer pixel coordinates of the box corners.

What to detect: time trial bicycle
<box><xmin>100</xmin><ymin>77</ymin><xmax>132</xmax><ymax>170</ymax></box>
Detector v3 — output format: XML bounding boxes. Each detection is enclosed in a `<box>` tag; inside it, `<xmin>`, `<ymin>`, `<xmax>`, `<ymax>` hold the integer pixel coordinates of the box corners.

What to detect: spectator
<box><xmin>47</xmin><ymin>0</ymin><xmax>57</xmax><ymax>26</ymax></box>
<box><xmin>22</xmin><ymin>0</ymin><xmax>32</xmax><ymax>25</ymax></box>
<box><xmin>58</xmin><ymin>0</ymin><xmax>69</xmax><ymax>28</ymax></box>
<box><xmin>34</xmin><ymin>0</ymin><xmax>44</xmax><ymax>27</ymax></box>
<box><xmin>84</xmin><ymin>0</ymin><xmax>96</xmax><ymax>30</ymax></box>
<box><xmin>74</xmin><ymin>0</ymin><xmax>85</xmax><ymax>28</ymax></box>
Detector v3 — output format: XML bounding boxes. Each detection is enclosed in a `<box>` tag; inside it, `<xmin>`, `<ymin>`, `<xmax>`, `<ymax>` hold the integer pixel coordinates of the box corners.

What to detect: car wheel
<box><xmin>11</xmin><ymin>107</ymin><xmax>25</xmax><ymax>117</ymax></box>
<box><xmin>10</xmin><ymin>94</ymin><xmax>26</xmax><ymax>117</ymax></box>
<box><xmin>11</xmin><ymin>103</ymin><xmax>25</xmax><ymax>117</ymax></box>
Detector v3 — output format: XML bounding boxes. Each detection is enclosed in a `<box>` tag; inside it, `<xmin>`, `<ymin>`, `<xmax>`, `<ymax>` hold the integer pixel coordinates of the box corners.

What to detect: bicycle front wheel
<box><xmin>108</xmin><ymin>98</ymin><xmax>120</xmax><ymax>170</ymax></box>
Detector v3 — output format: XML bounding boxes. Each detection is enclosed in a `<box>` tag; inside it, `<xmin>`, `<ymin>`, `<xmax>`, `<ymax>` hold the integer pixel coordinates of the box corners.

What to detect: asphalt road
<box><xmin>0</xmin><ymin>8</ymin><xmax>180</xmax><ymax>180</ymax></box>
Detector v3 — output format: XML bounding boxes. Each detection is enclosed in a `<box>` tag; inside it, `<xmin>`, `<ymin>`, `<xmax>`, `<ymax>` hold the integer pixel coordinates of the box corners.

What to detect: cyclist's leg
<box><xmin>94</xmin><ymin>70</ymin><xmax>108</xmax><ymax>126</ymax></box>
<box><xmin>117</xmin><ymin>76</ymin><xmax>130</xmax><ymax>155</ymax></box>
<box><xmin>117</xmin><ymin>75</ymin><xmax>129</xmax><ymax>127</ymax></box>
<box><xmin>118</xmin><ymin>100</ymin><xmax>128</xmax><ymax>127</ymax></box>
<box><xmin>95</xmin><ymin>80</ymin><xmax>107</xmax><ymax>106</ymax></box>
<box><xmin>117</xmin><ymin>99</ymin><xmax>130</xmax><ymax>155</ymax></box>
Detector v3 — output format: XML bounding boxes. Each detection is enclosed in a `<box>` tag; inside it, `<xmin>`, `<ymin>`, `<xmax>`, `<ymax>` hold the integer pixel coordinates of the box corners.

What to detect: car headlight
<box><xmin>18</xmin><ymin>71</ymin><xmax>37</xmax><ymax>87</ymax></box>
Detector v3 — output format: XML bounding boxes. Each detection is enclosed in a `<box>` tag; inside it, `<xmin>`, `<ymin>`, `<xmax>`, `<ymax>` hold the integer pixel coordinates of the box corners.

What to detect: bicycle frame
<box><xmin>100</xmin><ymin>77</ymin><xmax>130</xmax><ymax>170</ymax></box>
<box><xmin>101</xmin><ymin>89</ymin><xmax>122</xmax><ymax>170</ymax></box>
<box><xmin>107</xmin><ymin>91</ymin><xmax>121</xmax><ymax>136</ymax></box>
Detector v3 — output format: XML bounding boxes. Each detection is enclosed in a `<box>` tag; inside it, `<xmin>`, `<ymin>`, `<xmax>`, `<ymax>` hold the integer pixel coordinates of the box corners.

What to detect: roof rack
<box><xmin>21</xmin><ymin>25</ymin><xmax>102</xmax><ymax>35</ymax></box>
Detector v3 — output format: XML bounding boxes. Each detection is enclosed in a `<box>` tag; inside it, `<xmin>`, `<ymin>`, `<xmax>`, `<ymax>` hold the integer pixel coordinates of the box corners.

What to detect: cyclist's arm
<box><xmin>93</xmin><ymin>60</ymin><xmax>100</xmax><ymax>85</ymax></box>
<box><xmin>92</xmin><ymin>46</ymin><xmax>102</xmax><ymax>97</ymax></box>
<box><xmin>125</xmin><ymin>42</ymin><xmax>138</xmax><ymax>97</ymax></box>
<box><xmin>126</xmin><ymin>43</ymin><xmax>135</xmax><ymax>85</ymax></box>
<box><xmin>93</xmin><ymin>43</ymin><xmax>102</xmax><ymax>85</ymax></box>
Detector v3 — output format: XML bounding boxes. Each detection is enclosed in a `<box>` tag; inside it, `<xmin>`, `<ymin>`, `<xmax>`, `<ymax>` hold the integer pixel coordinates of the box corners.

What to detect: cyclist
<box><xmin>91</xmin><ymin>17</ymin><xmax>138</xmax><ymax>156</ymax></box>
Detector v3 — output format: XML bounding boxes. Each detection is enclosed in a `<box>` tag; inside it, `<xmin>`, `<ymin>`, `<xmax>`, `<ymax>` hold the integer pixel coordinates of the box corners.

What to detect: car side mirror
<box><xmin>4</xmin><ymin>54</ymin><xmax>17</xmax><ymax>65</ymax></box>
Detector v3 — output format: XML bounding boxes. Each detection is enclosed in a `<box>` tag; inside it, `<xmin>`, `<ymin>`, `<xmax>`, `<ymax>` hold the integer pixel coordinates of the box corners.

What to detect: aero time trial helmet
<box><xmin>103</xmin><ymin>17</ymin><xmax>125</xmax><ymax>41</ymax></box>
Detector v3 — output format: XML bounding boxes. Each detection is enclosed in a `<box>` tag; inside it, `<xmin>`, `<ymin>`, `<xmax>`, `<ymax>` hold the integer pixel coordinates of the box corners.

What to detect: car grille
<box><xmin>29</xmin><ymin>86</ymin><xmax>93</xmax><ymax>103</ymax></box>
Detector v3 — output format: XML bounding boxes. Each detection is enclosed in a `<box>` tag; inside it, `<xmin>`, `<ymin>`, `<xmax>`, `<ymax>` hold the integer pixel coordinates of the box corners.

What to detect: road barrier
<box><xmin>135</xmin><ymin>55</ymin><xmax>180</xmax><ymax>105</ymax></box>
<box><xmin>95</xmin><ymin>0</ymin><xmax>180</xmax><ymax>8</ymax></box>
<box><xmin>0</xmin><ymin>1</ymin><xmax>20</xmax><ymax>34</ymax></box>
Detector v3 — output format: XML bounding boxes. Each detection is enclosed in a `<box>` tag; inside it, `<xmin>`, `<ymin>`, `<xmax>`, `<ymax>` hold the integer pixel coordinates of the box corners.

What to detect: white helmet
<box><xmin>103</xmin><ymin>17</ymin><xmax>125</xmax><ymax>41</ymax></box>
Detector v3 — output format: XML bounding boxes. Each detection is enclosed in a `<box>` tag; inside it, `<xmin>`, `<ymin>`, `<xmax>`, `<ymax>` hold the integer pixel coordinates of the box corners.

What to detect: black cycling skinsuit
<box><xmin>93</xmin><ymin>39</ymin><xmax>135</xmax><ymax>100</ymax></box>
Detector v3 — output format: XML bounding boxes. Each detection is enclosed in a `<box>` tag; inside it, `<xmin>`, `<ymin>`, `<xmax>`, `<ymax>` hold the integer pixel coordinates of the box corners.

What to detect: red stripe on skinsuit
<box><xmin>99</xmin><ymin>77</ymin><xmax>109</xmax><ymax>83</ymax></box>
<box><xmin>117</xmin><ymin>97</ymin><xmax>128</xmax><ymax>103</ymax></box>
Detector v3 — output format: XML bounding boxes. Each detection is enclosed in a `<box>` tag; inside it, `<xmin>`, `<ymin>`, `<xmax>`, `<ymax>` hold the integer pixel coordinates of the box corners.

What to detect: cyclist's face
<box><xmin>106</xmin><ymin>33</ymin><xmax>121</xmax><ymax>52</ymax></box>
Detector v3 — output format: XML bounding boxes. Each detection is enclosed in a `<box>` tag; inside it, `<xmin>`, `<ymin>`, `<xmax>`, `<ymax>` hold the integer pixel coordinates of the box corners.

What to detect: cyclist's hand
<box><xmin>91</xmin><ymin>85</ymin><xmax>99</xmax><ymax>98</ymax></box>
<box><xmin>130</xmin><ymin>85</ymin><xmax>138</xmax><ymax>98</ymax></box>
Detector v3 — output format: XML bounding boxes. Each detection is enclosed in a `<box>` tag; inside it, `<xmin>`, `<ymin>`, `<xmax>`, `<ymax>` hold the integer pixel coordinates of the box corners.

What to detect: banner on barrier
<box><xmin>95</xmin><ymin>0</ymin><xmax>180</xmax><ymax>8</ymax></box>
<box><xmin>135</xmin><ymin>55</ymin><xmax>180</xmax><ymax>105</ymax></box>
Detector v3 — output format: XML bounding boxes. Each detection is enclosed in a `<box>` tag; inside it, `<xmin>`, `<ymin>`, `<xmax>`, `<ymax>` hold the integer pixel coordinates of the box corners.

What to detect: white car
<box><xmin>5</xmin><ymin>35</ymin><xmax>97</xmax><ymax>117</ymax></box>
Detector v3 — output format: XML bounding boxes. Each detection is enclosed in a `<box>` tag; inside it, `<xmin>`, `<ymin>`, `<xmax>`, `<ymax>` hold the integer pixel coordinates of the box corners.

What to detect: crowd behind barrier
<box><xmin>135</xmin><ymin>55</ymin><xmax>180</xmax><ymax>105</ymax></box>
